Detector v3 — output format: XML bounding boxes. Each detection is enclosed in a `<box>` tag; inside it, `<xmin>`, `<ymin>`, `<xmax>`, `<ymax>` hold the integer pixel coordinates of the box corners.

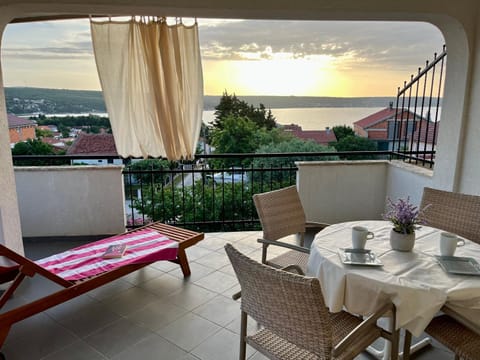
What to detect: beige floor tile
<box><xmin>156</xmin><ymin>313</ymin><xmax>222</xmax><ymax>352</ymax></box>
<box><xmin>192</xmin><ymin>295</ymin><xmax>240</xmax><ymax>326</ymax></box>
<box><xmin>84</xmin><ymin>318</ymin><xmax>153</xmax><ymax>358</ymax></box>
<box><xmin>111</xmin><ymin>334</ymin><xmax>188</xmax><ymax>360</ymax></box>
<box><xmin>103</xmin><ymin>286</ymin><xmax>160</xmax><ymax>316</ymax></box>
<box><xmin>194</xmin><ymin>271</ymin><xmax>237</xmax><ymax>293</ymax></box>
<box><xmin>126</xmin><ymin>300</ymin><xmax>189</xmax><ymax>331</ymax></box>
<box><xmin>164</xmin><ymin>283</ymin><xmax>217</xmax><ymax>311</ymax></box>
<box><xmin>191</xmin><ymin>328</ymin><xmax>255</xmax><ymax>360</ymax></box>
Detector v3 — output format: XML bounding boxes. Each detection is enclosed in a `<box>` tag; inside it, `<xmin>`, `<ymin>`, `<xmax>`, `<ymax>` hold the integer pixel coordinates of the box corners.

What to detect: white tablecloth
<box><xmin>307</xmin><ymin>220</ymin><xmax>480</xmax><ymax>337</ymax></box>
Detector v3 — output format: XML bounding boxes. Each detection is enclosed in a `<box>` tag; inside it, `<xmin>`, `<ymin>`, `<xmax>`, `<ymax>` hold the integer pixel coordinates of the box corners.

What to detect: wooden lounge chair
<box><xmin>253</xmin><ymin>185</ymin><xmax>329</xmax><ymax>274</ymax></box>
<box><xmin>0</xmin><ymin>221</ymin><xmax>203</xmax><ymax>358</ymax></box>
<box><xmin>225</xmin><ymin>243</ymin><xmax>400</xmax><ymax>360</ymax></box>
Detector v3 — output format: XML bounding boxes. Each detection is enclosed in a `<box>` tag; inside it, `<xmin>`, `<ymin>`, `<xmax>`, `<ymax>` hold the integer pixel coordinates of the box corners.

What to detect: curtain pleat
<box><xmin>90</xmin><ymin>18</ymin><xmax>203</xmax><ymax>160</ymax></box>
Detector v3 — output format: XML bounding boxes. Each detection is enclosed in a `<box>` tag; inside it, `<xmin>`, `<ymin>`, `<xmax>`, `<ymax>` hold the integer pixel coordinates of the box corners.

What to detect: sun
<box><xmin>203</xmin><ymin>54</ymin><xmax>339</xmax><ymax>96</ymax></box>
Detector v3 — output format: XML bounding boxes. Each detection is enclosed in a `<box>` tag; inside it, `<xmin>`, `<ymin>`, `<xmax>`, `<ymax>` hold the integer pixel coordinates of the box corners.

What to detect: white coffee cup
<box><xmin>352</xmin><ymin>226</ymin><xmax>374</xmax><ymax>249</ymax></box>
<box><xmin>439</xmin><ymin>232</ymin><xmax>465</xmax><ymax>256</ymax></box>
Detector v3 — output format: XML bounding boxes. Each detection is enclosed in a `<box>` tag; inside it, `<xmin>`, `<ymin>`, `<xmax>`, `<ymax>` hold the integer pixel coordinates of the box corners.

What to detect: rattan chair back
<box><xmin>225</xmin><ymin>243</ymin><xmax>332</xmax><ymax>358</ymax></box>
<box><xmin>253</xmin><ymin>186</ymin><xmax>306</xmax><ymax>241</ymax></box>
<box><xmin>420</xmin><ymin>187</ymin><xmax>480</xmax><ymax>244</ymax></box>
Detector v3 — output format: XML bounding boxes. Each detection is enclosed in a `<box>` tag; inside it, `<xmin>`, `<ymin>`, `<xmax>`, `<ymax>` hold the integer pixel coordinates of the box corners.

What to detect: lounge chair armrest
<box><xmin>333</xmin><ymin>302</ymin><xmax>395</xmax><ymax>356</ymax></box>
<box><xmin>257</xmin><ymin>238</ymin><xmax>310</xmax><ymax>254</ymax></box>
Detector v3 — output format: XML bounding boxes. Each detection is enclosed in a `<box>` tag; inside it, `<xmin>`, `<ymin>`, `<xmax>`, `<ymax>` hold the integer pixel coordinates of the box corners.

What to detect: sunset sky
<box><xmin>1</xmin><ymin>18</ymin><xmax>444</xmax><ymax>97</ymax></box>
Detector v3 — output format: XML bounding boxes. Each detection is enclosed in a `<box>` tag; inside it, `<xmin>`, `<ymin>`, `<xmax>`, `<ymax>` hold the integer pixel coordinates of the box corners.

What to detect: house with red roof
<box><xmin>67</xmin><ymin>133</ymin><xmax>122</xmax><ymax>165</ymax></box>
<box><xmin>353</xmin><ymin>104</ymin><xmax>432</xmax><ymax>150</ymax></box>
<box><xmin>283</xmin><ymin>124</ymin><xmax>337</xmax><ymax>146</ymax></box>
<box><xmin>408</xmin><ymin>121</ymin><xmax>440</xmax><ymax>160</ymax></box>
<box><xmin>7</xmin><ymin>114</ymin><xmax>37</xmax><ymax>146</ymax></box>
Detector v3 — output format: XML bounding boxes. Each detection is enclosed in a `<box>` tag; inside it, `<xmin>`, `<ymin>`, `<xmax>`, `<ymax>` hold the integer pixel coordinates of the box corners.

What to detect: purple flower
<box><xmin>382</xmin><ymin>197</ymin><xmax>430</xmax><ymax>234</ymax></box>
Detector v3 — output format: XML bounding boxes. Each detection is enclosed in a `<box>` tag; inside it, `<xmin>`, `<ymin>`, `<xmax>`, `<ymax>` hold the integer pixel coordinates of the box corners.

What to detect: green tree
<box><xmin>12</xmin><ymin>138</ymin><xmax>55</xmax><ymax>155</ymax></box>
<box><xmin>332</xmin><ymin>125</ymin><xmax>355</xmax><ymax>141</ymax></box>
<box><xmin>11</xmin><ymin>138</ymin><xmax>68</xmax><ymax>165</ymax></box>
<box><xmin>213</xmin><ymin>91</ymin><xmax>276</xmax><ymax>130</ymax></box>
<box><xmin>332</xmin><ymin>135</ymin><xmax>378</xmax><ymax>159</ymax></box>
<box><xmin>35</xmin><ymin>128</ymin><xmax>53</xmax><ymax>138</ymax></box>
<box><xmin>133</xmin><ymin>180</ymin><xmax>263</xmax><ymax>232</ymax></box>
<box><xmin>252</xmin><ymin>138</ymin><xmax>338</xmax><ymax>183</ymax></box>
<box><xmin>210</xmin><ymin>115</ymin><xmax>269</xmax><ymax>168</ymax></box>
<box><xmin>125</xmin><ymin>159</ymin><xmax>175</xmax><ymax>185</ymax></box>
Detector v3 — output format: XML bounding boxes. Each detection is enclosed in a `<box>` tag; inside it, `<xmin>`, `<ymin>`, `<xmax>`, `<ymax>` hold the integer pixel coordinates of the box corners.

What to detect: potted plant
<box><xmin>383</xmin><ymin>197</ymin><xmax>429</xmax><ymax>251</ymax></box>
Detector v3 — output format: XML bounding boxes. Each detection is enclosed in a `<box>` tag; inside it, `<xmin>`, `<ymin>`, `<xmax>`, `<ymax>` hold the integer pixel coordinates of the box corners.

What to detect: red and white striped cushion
<box><xmin>35</xmin><ymin>229</ymin><xmax>178</xmax><ymax>281</ymax></box>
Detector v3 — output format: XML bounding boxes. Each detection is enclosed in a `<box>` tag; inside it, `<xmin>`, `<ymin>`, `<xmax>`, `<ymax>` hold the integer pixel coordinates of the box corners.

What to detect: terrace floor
<box><xmin>2</xmin><ymin>231</ymin><xmax>452</xmax><ymax>360</ymax></box>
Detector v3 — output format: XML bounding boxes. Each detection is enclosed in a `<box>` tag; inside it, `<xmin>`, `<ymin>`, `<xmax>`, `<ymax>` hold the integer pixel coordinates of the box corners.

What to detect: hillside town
<box><xmin>8</xmin><ymin>101</ymin><xmax>437</xmax><ymax>161</ymax></box>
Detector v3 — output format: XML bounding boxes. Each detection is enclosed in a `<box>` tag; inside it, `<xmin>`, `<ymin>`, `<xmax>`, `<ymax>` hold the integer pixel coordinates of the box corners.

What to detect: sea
<box><xmin>203</xmin><ymin>107</ymin><xmax>385</xmax><ymax>130</ymax></box>
<box><xmin>42</xmin><ymin>107</ymin><xmax>386</xmax><ymax>131</ymax></box>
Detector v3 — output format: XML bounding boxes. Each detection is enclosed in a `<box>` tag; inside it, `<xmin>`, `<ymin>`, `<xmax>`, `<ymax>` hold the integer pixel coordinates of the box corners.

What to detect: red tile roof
<box><xmin>7</xmin><ymin>114</ymin><xmax>36</xmax><ymax>128</ymax></box>
<box><xmin>283</xmin><ymin>124</ymin><xmax>337</xmax><ymax>145</ymax></box>
<box><xmin>354</xmin><ymin>107</ymin><xmax>419</xmax><ymax>129</ymax></box>
<box><xmin>67</xmin><ymin>133</ymin><xmax>118</xmax><ymax>156</ymax></box>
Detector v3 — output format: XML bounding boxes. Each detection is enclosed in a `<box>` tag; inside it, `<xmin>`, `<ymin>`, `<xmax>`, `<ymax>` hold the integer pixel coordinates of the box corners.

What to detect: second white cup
<box><xmin>352</xmin><ymin>226</ymin><xmax>374</xmax><ymax>249</ymax></box>
<box><xmin>439</xmin><ymin>232</ymin><xmax>465</xmax><ymax>256</ymax></box>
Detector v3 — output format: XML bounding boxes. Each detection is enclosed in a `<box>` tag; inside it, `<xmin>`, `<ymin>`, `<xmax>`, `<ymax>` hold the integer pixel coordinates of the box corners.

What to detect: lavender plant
<box><xmin>383</xmin><ymin>197</ymin><xmax>429</xmax><ymax>234</ymax></box>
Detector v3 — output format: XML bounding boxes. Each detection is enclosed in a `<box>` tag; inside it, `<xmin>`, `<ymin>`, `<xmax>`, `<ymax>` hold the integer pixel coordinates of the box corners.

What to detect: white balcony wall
<box><xmin>14</xmin><ymin>166</ymin><xmax>126</xmax><ymax>237</ymax></box>
<box><xmin>1</xmin><ymin>0</ymin><xmax>480</xmax><ymax>247</ymax></box>
<box><xmin>296</xmin><ymin>160</ymin><xmax>433</xmax><ymax>224</ymax></box>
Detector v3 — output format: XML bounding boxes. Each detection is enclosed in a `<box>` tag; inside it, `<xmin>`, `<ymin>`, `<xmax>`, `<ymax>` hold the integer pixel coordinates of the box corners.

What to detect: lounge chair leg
<box><xmin>177</xmin><ymin>249</ymin><xmax>191</xmax><ymax>277</ymax></box>
<box><xmin>239</xmin><ymin>311</ymin><xmax>247</xmax><ymax>360</ymax></box>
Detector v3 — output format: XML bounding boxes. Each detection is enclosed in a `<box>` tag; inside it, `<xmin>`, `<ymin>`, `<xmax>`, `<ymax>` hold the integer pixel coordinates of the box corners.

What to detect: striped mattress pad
<box><xmin>35</xmin><ymin>229</ymin><xmax>179</xmax><ymax>281</ymax></box>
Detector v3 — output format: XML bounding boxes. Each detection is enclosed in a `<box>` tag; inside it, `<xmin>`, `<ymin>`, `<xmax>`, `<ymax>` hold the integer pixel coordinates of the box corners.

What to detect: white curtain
<box><xmin>90</xmin><ymin>18</ymin><xmax>203</xmax><ymax>160</ymax></box>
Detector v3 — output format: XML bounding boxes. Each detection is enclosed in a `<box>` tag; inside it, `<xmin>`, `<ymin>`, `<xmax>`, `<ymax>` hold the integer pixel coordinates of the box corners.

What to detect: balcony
<box><xmin>1</xmin><ymin>154</ymin><xmax>451</xmax><ymax>359</ymax></box>
<box><xmin>4</xmin><ymin>231</ymin><xmax>450</xmax><ymax>359</ymax></box>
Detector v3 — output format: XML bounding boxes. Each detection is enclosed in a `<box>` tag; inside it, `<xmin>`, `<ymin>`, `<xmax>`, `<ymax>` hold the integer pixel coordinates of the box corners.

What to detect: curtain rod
<box><xmin>10</xmin><ymin>14</ymin><xmax>110</xmax><ymax>24</ymax></box>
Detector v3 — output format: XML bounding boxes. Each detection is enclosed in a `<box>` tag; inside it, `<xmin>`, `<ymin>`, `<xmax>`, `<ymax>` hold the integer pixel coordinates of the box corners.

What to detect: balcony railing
<box><xmin>12</xmin><ymin>150</ymin><xmax>433</xmax><ymax>233</ymax></box>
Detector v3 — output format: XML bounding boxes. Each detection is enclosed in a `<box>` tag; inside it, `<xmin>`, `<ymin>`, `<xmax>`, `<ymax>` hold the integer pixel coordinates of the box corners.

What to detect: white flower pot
<box><xmin>390</xmin><ymin>229</ymin><xmax>415</xmax><ymax>252</ymax></box>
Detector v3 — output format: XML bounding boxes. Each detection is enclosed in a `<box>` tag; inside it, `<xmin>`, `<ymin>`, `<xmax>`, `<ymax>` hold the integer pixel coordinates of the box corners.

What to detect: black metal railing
<box><xmin>12</xmin><ymin>150</ymin><xmax>433</xmax><ymax>232</ymax></box>
<box><xmin>392</xmin><ymin>45</ymin><xmax>446</xmax><ymax>168</ymax></box>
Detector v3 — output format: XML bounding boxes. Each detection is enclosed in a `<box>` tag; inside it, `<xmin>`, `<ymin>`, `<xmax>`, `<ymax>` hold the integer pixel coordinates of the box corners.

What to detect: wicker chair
<box><xmin>225</xmin><ymin>243</ymin><xmax>399</xmax><ymax>360</ymax></box>
<box><xmin>253</xmin><ymin>186</ymin><xmax>329</xmax><ymax>273</ymax></box>
<box><xmin>403</xmin><ymin>313</ymin><xmax>480</xmax><ymax>360</ymax></box>
<box><xmin>420</xmin><ymin>187</ymin><xmax>480</xmax><ymax>244</ymax></box>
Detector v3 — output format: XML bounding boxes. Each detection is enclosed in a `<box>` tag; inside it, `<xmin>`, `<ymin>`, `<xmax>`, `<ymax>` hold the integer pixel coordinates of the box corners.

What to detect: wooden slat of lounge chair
<box><xmin>134</xmin><ymin>222</ymin><xmax>204</xmax><ymax>276</ymax></box>
<box><xmin>0</xmin><ymin>222</ymin><xmax>204</xmax><ymax>353</ymax></box>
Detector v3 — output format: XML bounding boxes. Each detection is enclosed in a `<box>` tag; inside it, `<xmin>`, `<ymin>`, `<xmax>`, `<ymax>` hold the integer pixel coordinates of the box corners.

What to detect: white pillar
<box><xmin>0</xmin><ymin>14</ymin><xmax>25</xmax><ymax>256</ymax></box>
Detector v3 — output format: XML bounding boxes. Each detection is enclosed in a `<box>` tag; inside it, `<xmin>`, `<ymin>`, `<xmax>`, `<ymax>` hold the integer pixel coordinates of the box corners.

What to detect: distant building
<box><xmin>409</xmin><ymin>121</ymin><xmax>440</xmax><ymax>160</ymax></box>
<box><xmin>67</xmin><ymin>133</ymin><xmax>122</xmax><ymax>165</ymax></box>
<box><xmin>38</xmin><ymin>125</ymin><xmax>59</xmax><ymax>133</ymax></box>
<box><xmin>353</xmin><ymin>104</ymin><xmax>429</xmax><ymax>150</ymax></box>
<box><xmin>283</xmin><ymin>124</ymin><xmax>337</xmax><ymax>146</ymax></box>
<box><xmin>40</xmin><ymin>137</ymin><xmax>67</xmax><ymax>151</ymax></box>
<box><xmin>7</xmin><ymin>114</ymin><xmax>37</xmax><ymax>147</ymax></box>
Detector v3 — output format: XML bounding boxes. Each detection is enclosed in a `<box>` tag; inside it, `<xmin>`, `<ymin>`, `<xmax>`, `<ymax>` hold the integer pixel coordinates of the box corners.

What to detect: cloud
<box><xmin>4</xmin><ymin>18</ymin><xmax>443</xmax><ymax>68</ymax></box>
<box><xmin>198</xmin><ymin>20</ymin><xmax>444</xmax><ymax>70</ymax></box>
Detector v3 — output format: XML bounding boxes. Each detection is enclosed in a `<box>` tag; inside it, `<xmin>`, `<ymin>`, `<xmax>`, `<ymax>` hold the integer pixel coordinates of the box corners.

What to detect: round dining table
<box><xmin>307</xmin><ymin>220</ymin><xmax>480</xmax><ymax>340</ymax></box>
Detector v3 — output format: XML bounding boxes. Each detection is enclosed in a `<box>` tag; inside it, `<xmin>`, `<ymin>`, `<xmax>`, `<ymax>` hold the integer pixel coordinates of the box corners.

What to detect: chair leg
<box><xmin>239</xmin><ymin>311</ymin><xmax>247</xmax><ymax>360</ymax></box>
<box><xmin>261</xmin><ymin>244</ymin><xmax>268</xmax><ymax>264</ymax></box>
<box><xmin>390</xmin><ymin>329</ymin><xmax>400</xmax><ymax>360</ymax></box>
<box><xmin>403</xmin><ymin>330</ymin><xmax>412</xmax><ymax>360</ymax></box>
